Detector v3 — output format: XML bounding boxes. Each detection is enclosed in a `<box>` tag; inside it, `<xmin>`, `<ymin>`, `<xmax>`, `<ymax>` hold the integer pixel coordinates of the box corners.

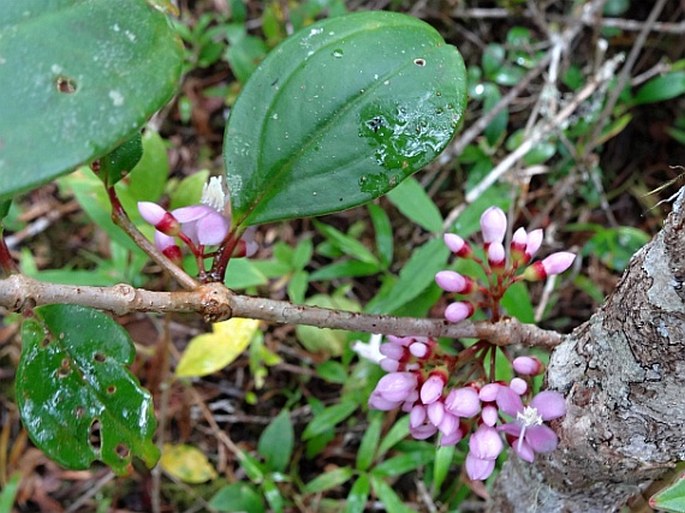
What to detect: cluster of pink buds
<box><xmin>138</xmin><ymin>176</ymin><xmax>256</xmax><ymax>265</ymax></box>
<box><xmin>366</xmin><ymin>206</ymin><xmax>573</xmax><ymax>481</ymax></box>
<box><xmin>437</xmin><ymin>206</ymin><xmax>576</xmax><ymax>324</ymax></box>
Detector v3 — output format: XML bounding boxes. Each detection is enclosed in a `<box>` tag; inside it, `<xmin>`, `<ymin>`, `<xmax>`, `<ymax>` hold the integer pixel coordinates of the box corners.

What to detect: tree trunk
<box><xmin>489</xmin><ymin>189</ymin><xmax>685</xmax><ymax>512</ymax></box>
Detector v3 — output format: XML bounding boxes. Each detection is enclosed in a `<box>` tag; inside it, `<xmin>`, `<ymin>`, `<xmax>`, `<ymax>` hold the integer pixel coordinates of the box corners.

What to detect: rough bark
<box><xmin>489</xmin><ymin>189</ymin><xmax>685</xmax><ymax>512</ymax></box>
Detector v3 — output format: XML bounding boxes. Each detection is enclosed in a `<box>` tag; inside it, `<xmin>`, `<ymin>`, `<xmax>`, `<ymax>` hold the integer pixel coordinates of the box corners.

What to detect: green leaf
<box><xmin>370</xmin><ymin>475</ymin><xmax>415</xmax><ymax>513</ymax></box>
<box><xmin>371</xmin><ymin>450</ymin><xmax>434</xmax><ymax>477</ymax></box>
<box><xmin>483</xmin><ymin>84</ymin><xmax>507</xmax><ymax>146</ymax></box>
<box><xmin>262</xmin><ymin>478</ymin><xmax>285</xmax><ymax>513</ymax></box>
<box><xmin>303</xmin><ymin>466</ymin><xmax>354</xmax><ymax>494</ymax></box>
<box><xmin>126</xmin><ymin>130</ymin><xmax>170</xmax><ymax>203</ymax></box>
<box><xmin>367</xmin><ymin>203</ymin><xmax>393</xmax><ymax>267</ymax></box>
<box><xmin>432</xmin><ymin>444</ymin><xmax>455</xmax><ymax>492</ymax></box>
<box><xmin>651</xmin><ymin>474</ymin><xmax>685</xmax><ymax>513</ymax></box>
<box><xmin>356</xmin><ymin>414</ymin><xmax>382</xmax><ymax>471</ymax></box>
<box><xmin>302</xmin><ymin>400</ymin><xmax>357</xmax><ymax>440</ymax></box>
<box><xmin>377</xmin><ymin>416</ymin><xmax>410</xmax><ymax>459</ymax></box>
<box><xmin>344</xmin><ymin>474</ymin><xmax>370</xmax><ymax>513</ymax></box>
<box><xmin>0</xmin><ymin>200</ymin><xmax>10</xmax><ymax>222</ymax></box>
<box><xmin>365</xmin><ymin>237</ymin><xmax>449</xmax><ymax>314</ymax></box>
<box><xmin>0</xmin><ymin>472</ymin><xmax>21</xmax><ymax>513</ymax></box>
<box><xmin>634</xmin><ymin>72</ymin><xmax>685</xmax><ymax>105</ymax></box>
<box><xmin>258</xmin><ymin>409</ymin><xmax>294</xmax><ymax>473</ymax></box>
<box><xmin>224</xmin><ymin>11</ymin><xmax>467</xmax><ymax>225</ymax></box>
<box><xmin>582</xmin><ymin>226</ymin><xmax>650</xmax><ymax>272</ymax></box>
<box><xmin>0</xmin><ymin>0</ymin><xmax>183</xmax><ymax>200</ymax></box>
<box><xmin>501</xmin><ymin>281</ymin><xmax>534</xmax><ymax>323</ymax></box>
<box><xmin>16</xmin><ymin>305</ymin><xmax>159</xmax><ymax>475</ymax></box>
<box><xmin>96</xmin><ymin>133</ymin><xmax>143</xmax><ymax>187</ymax></box>
<box><xmin>210</xmin><ymin>483</ymin><xmax>266</xmax><ymax>513</ymax></box>
<box><xmin>386</xmin><ymin>176</ymin><xmax>442</xmax><ymax>232</ymax></box>
<box><xmin>313</xmin><ymin>221</ymin><xmax>379</xmax><ymax>265</ymax></box>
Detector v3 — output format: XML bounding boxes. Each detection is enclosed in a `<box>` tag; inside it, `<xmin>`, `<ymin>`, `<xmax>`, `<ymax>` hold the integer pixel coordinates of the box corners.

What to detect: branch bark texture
<box><xmin>489</xmin><ymin>189</ymin><xmax>685</xmax><ymax>512</ymax></box>
<box><xmin>0</xmin><ymin>274</ymin><xmax>561</xmax><ymax>348</ymax></box>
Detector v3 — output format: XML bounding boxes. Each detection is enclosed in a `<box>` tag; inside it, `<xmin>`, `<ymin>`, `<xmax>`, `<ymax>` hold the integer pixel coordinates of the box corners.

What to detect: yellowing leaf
<box><xmin>160</xmin><ymin>443</ymin><xmax>217</xmax><ymax>484</ymax></box>
<box><xmin>176</xmin><ymin>318</ymin><xmax>260</xmax><ymax>378</ymax></box>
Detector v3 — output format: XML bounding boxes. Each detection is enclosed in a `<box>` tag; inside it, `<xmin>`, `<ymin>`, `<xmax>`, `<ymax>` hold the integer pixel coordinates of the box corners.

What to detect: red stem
<box><xmin>0</xmin><ymin>235</ymin><xmax>18</xmax><ymax>275</ymax></box>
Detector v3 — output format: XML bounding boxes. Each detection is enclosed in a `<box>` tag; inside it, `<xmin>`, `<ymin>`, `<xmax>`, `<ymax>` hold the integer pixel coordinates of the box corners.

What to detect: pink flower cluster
<box><xmin>437</xmin><ymin>206</ymin><xmax>576</xmax><ymax>324</ymax></box>
<box><xmin>366</xmin><ymin>206</ymin><xmax>573</xmax><ymax>481</ymax></box>
<box><xmin>369</xmin><ymin>337</ymin><xmax>566</xmax><ymax>481</ymax></box>
<box><xmin>138</xmin><ymin>176</ymin><xmax>256</xmax><ymax>264</ymax></box>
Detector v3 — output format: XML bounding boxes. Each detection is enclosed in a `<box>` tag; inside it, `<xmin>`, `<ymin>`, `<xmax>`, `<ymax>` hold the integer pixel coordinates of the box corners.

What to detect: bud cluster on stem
<box><xmin>366</xmin><ymin>207</ymin><xmax>573</xmax><ymax>481</ymax></box>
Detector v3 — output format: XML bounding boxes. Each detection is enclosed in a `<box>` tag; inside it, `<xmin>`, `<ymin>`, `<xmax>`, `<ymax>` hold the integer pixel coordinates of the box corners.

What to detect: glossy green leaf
<box><xmin>344</xmin><ymin>474</ymin><xmax>370</xmax><ymax>513</ymax></box>
<box><xmin>210</xmin><ymin>483</ymin><xmax>266</xmax><ymax>513</ymax></box>
<box><xmin>0</xmin><ymin>200</ymin><xmax>9</xmax><ymax>222</ymax></box>
<box><xmin>126</xmin><ymin>130</ymin><xmax>170</xmax><ymax>203</ymax></box>
<box><xmin>16</xmin><ymin>304</ymin><xmax>159</xmax><ymax>475</ymax></box>
<box><xmin>303</xmin><ymin>466</ymin><xmax>354</xmax><ymax>494</ymax></box>
<box><xmin>224</xmin><ymin>11</ymin><xmax>467</xmax><ymax>225</ymax></box>
<box><xmin>96</xmin><ymin>133</ymin><xmax>143</xmax><ymax>187</ymax></box>
<box><xmin>0</xmin><ymin>0</ymin><xmax>183</xmax><ymax>201</ymax></box>
<box><xmin>258</xmin><ymin>409</ymin><xmax>294</xmax><ymax>473</ymax></box>
<box><xmin>386</xmin><ymin>176</ymin><xmax>442</xmax><ymax>232</ymax></box>
<box><xmin>651</xmin><ymin>474</ymin><xmax>685</xmax><ymax>513</ymax></box>
<box><xmin>582</xmin><ymin>226</ymin><xmax>650</xmax><ymax>272</ymax></box>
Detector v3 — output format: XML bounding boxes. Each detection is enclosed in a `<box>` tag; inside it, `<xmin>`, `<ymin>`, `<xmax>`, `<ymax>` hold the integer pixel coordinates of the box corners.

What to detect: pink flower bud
<box><xmin>437</xmin><ymin>412</ymin><xmax>459</xmax><ymax>436</ymax></box>
<box><xmin>410</xmin><ymin>405</ymin><xmax>427</xmax><ymax>428</ymax></box>
<box><xmin>525</xmin><ymin>229</ymin><xmax>543</xmax><ymax>261</ymax></box>
<box><xmin>380</xmin><ymin>359</ymin><xmax>400</xmax><ymax>373</ymax></box>
<box><xmin>138</xmin><ymin>201</ymin><xmax>179</xmax><ymax>235</ymax></box>
<box><xmin>445</xmin><ymin>387</ymin><xmax>481</xmax><ymax>417</ymax></box>
<box><xmin>510</xmin><ymin>377</ymin><xmax>528</xmax><ymax>395</ymax></box>
<box><xmin>478</xmin><ymin>383</ymin><xmax>501</xmax><ymax>402</ymax></box>
<box><xmin>511</xmin><ymin>227</ymin><xmax>527</xmax><ymax>252</ymax></box>
<box><xmin>480</xmin><ymin>207</ymin><xmax>507</xmax><ymax>244</ymax></box>
<box><xmin>524</xmin><ymin>252</ymin><xmax>576</xmax><ymax>281</ymax></box>
<box><xmin>420</xmin><ymin>373</ymin><xmax>446</xmax><ymax>404</ymax></box>
<box><xmin>387</xmin><ymin>335</ymin><xmax>413</xmax><ymax>347</ymax></box>
<box><xmin>409</xmin><ymin>341</ymin><xmax>429</xmax><ymax>359</ymax></box>
<box><xmin>481</xmin><ymin>404</ymin><xmax>499</xmax><ymax>426</ymax></box>
<box><xmin>440</xmin><ymin>425</ymin><xmax>464</xmax><ymax>446</ymax></box>
<box><xmin>469</xmin><ymin>425</ymin><xmax>503</xmax><ymax>460</ymax></box>
<box><xmin>375</xmin><ymin>372</ymin><xmax>417</xmax><ymax>403</ymax></box>
<box><xmin>487</xmin><ymin>242</ymin><xmax>506</xmax><ymax>267</ymax></box>
<box><xmin>444</xmin><ymin>301</ymin><xmax>474</xmax><ymax>323</ymax></box>
<box><xmin>379</xmin><ymin>342</ymin><xmax>405</xmax><ymax>361</ymax></box>
<box><xmin>368</xmin><ymin>391</ymin><xmax>400</xmax><ymax>411</ymax></box>
<box><xmin>444</xmin><ymin>233</ymin><xmax>471</xmax><ymax>257</ymax></box>
<box><xmin>410</xmin><ymin>424</ymin><xmax>438</xmax><ymax>440</ymax></box>
<box><xmin>427</xmin><ymin>401</ymin><xmax>445</xmax><ymax>426</ymax></box>
<box><xmin>465</xmin><ymin>453</ymin><xmax>496</xmax><ymax>480</ymax></box>
<box><xmin>154</xmin><ymin>232</ymin><xmax>182</xmax><ymax>265</ymax></box>
<box><xmin>435</xmin><ymin>270</ymin><xmax>473</xmax><ymax>294</ymax></box>
<box><xmin>513</xmin><ymin>355</ymin><xmax>542</xmax><ymax>376</ymax></box>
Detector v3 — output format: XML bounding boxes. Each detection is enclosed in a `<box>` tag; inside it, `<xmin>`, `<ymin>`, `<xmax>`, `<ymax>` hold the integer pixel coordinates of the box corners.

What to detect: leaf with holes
<box><xmin>224</xmin><ymin>10</ymin><xmax>466</xmax><ymax>226</ymax></box>
<box><xmin>16</xmin><ymin>304</ymin><xmax>159</xmax><ymax>475</ymax></box>
<box><xmin>0</xmin><ymin>0</ymin><xmax>183</xmax><ymax>201</ymax></box>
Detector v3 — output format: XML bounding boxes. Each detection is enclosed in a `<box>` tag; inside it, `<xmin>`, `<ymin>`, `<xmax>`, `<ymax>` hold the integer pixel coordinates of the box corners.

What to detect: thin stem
<box><xmin>106</xmin><ymin>187</ymin><xmax>198</xmax><ymax>290</ymax></box>
<box><xmin>209</xmin><ymin>229</ymin><xmax>240</xmax><ymax>283</ymax></box>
